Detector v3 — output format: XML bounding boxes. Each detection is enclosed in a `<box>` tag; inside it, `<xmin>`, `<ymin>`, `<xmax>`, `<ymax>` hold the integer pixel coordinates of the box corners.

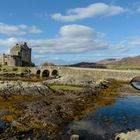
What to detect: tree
<box><xmin>41</xmin><ymin>61</ymin><xmax>55</xmax><ymax>66</ymax></box>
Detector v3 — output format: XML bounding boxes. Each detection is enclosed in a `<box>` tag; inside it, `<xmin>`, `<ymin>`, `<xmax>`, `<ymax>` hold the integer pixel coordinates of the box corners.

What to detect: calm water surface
<box><xmin>62</xmin><ymin>95</ymin><xmax>140</xmax><ymax>140</ymax></box>
<box><xmin>131</xmin><ymin>82</ymin><xmax>140</xmax><ymax>90</ymax></box>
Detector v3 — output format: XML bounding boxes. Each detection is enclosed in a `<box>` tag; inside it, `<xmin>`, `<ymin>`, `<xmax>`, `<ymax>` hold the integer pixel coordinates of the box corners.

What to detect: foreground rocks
<box><xmin>115</xmin><ymin>129</ymin><xmax>140</xmax><ymax>140</ymax></box>
<box><xmin>0</xmin><ymin>79</ymin><xmax>122</xmax><ymax>139</ymax></box>
<box><xmin>0</xmin><ymin>81</ymin><xmax>51</xmax><ymax>96</ymax></box>
<box><xmin>0</xmin><ymin>77</ymin><xmax>113</xmax><ymax>97</ymax></box>
<box><xmin>45</xmin><ymin>75</ymin><xmax>96</xmax><ymax>87</ymax></box>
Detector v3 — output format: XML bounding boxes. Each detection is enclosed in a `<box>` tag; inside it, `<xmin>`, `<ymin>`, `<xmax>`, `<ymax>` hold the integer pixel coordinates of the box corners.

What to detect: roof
<box><xmin>11</xmin><ymin>42</ymin><xmax>29</xmax><ymax>51</ymax></box>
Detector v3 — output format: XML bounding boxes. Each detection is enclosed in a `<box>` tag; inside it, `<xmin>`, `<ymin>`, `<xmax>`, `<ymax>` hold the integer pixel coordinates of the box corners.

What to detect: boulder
<box><xmin>70</xmin><ymin>134</ymin><xmax>79</xmax><ymax>140</ymax></box>
<box><xmin>115</xmin><ymin>129</ymin><xmax>140</xmax><ymax>140</ymax></box>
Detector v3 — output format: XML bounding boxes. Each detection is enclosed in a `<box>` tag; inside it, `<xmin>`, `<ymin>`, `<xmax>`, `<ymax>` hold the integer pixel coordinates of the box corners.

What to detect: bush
<box><xmin>12</xmin><ymin>68</ymin><xmax>18</xmax><ymax>71</ymax></box>
<box><xmin>3</xmin><ymin>68</ymin><xmax>7</xmax><ymax>72</ymax></box>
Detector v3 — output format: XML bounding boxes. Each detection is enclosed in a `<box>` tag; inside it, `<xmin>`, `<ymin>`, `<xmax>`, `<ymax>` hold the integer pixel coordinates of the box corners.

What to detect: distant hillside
<box><xmin>98</xmin><ymin>58</ymin><xmax>117</xmax><ymax>65</ymax></box>
<box><xmin>97</xmin><ymin>55</ymin><xmax>140</xmax><ymax>70</ymax></box>
<box><xmin>65</xmin><ymin>55</ymin><xmax>140</xmax><ymax>70</ymax></box>
<box><xmin>66</xmin><ymin>62</ymin><xmax>106</xmax><ymax>68</ymax></box>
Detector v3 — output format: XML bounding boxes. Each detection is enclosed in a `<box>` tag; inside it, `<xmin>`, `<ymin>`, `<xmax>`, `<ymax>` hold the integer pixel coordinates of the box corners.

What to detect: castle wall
<box><xmin>10</xmin><ymin>50</ymin><xmax>19</xmax><ymax>56</ymax></box>
<box><xmin>0</xmin><ymin>55</ymin><xmax>2</xmax><ymax>66</ymax></box>
<box><xmin>21</xmin><ymin>48</ymin><xmax>31</xmax><ymax>64</ymax></box>
<box><xmin>0</xmin><ymin>43</ymin><xmax>32</xmax><ymax>67</ymax></box>
<box><xmin>0</xmin><ymin>54</ymin><xmax>22</xmax><ymax>67</ymax></box>
<box><xmin>9</xmin><ymin>43</ymin><xmax>32</xmax><ymax>66</ymax></box>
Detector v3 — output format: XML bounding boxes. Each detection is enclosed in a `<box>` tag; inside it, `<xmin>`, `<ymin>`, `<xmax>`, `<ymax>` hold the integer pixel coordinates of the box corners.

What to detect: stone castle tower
<box><xmin>0</xmin><ymin>42</ymin><xmax>32</xmax><ymax>67</ymax></box>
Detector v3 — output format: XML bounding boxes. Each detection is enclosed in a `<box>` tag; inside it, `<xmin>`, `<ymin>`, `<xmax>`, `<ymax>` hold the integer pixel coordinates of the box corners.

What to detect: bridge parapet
<box><xmin>58</xmin><ymin>67</ymin><xmax>140</xmax><ymax>81</ymax></box>
<box><xmin>29</xmin><ymin>66</ymin><xmax>59</xmax><ymax>77</ymax></box>
<box><xmin>27</xmin><ymin>66</ymin><xmax>140</xmax><ymax>81</ymax></box>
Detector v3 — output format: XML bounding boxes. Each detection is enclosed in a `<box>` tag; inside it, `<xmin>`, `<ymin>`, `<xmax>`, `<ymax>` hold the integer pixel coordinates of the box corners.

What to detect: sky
<box><xmin>0</xmin><ymin>0</ymin><xmax>140</xmax><ymax>65</ymax></box>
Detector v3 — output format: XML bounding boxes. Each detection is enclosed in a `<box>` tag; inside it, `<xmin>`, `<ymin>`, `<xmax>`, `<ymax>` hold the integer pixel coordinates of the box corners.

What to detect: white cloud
<box><xmin>114</xmin><ymin>36</ymin><xmax>140</xmax><ymax>53</ymax></box>
<box><xmin>133</xmin><ymin>3</ymin><xmax>140</xmax><ymax>12</ymax></box>
<box><xmin>29</xmin><ymin>24</ymin><xmax>108</xmax><ymax>54</ymax></box>
<box><xmin>0</xmin><ymin>24</ymin><xmax>109</xmax><ymax>55</ymax></box>
<box><xmin>0</xmin><ymin>23</ymin><xmax>42</xmax><ymax>36</ymax></box>
<box><xmin>136</xmin><ymin>7</ymin><xmax>140</xmax><ymax>12</ymax></box>
<box><xmin>59</xmin><ymin>24</ymin><xmax>93</xmax><ymax>38</ymax></box>
<box><xmin>0</xmin><ymin>23</ymin><xmax>26</xmax><ymax>36</ymax></box>
<box><xmin>35</xmin><ymin>13</ymin><xmax>49</xmax><ymax>20</ymax></box>
<box><xmin>28</xmin><ymin>26</ymin><xmax>42</xmax><ymax>34</ymax></box>
<box><xmin>0</xmin><ymin>25</ymin><xmax>139</xmax><ymax>64</ymax></box>
<box><xmin>52</xmin><ymin>3</ymin><xmax>127</xmax><ymax>22</ymax></box>
<box><xmin>0</xmin><ymin>37</ymin><xmax>18</xmax><ymax>47</ymax></box>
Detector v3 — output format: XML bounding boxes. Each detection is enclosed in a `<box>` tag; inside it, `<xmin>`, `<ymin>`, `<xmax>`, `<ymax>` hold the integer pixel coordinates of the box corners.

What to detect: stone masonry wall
<box><xmin>58</xmin><ymin>67</ymin><xmax>140</xmax><ymax>81</ymax></box>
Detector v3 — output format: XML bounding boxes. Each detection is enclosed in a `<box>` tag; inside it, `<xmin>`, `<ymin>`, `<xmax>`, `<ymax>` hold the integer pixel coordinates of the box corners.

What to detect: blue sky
<box><xmin>0</xmin><ymin>0</ymin><xmax>140</xmax><ymax>65</ymax></box>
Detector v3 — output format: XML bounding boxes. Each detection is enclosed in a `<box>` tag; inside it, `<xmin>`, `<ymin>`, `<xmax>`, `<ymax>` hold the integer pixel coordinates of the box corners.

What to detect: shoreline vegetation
<box><xmin>0</xmin><ymin>77</ymin><xmax>138</xmax><ymax>139</ymax></box>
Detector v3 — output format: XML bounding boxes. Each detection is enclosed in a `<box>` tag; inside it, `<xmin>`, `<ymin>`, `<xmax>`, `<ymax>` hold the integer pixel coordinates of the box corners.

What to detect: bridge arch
<box><xmin>42</xmin><ymin>69</ymin><xmax>50</xmax><ymax>77</ymax></box>
<box><xmin>36</xmin><ymin>69</ymin><xmax>41</xmax><ymax>76</ymax></box>
<box><xmin>51</xmin><ymin>69</ymin><xmax>59</xmax><ymax>77</ymax></box>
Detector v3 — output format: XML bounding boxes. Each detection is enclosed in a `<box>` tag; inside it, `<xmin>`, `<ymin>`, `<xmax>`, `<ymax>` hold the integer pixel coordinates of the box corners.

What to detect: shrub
<box><xmin>3</xmin><ymin>68</ymin><xmax>7</xmax><ymax>72</ymax></box>
<box><xmin>12</xmin><ymin>67</ymin><xmax>18</xmax><ymax>71</ymax></box>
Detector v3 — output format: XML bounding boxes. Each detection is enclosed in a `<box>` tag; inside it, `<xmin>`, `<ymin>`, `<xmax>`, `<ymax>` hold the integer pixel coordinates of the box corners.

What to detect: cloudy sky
<box><xmin>0</xmin><ymin>0</ymin><xmax>140</xmax><ymax>65</ymax></box>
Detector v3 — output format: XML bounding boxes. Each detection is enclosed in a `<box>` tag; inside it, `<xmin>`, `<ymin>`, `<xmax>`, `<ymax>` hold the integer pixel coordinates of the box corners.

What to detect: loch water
<box><xmin>63</xmin><ymin>95</ymin><xmax>140</xmax><ymax>139</ymax></box>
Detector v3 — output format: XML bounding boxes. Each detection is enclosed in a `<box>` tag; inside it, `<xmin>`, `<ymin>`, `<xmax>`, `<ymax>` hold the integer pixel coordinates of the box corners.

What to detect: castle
<box><xmin>0</xmin><ymin>42</ymin><xmax>32</xmax><ymax>67</ymax></box>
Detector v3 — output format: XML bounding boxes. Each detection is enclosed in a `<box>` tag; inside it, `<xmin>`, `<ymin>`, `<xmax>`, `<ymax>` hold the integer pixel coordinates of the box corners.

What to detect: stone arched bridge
<box><xmin>28</xmin><ymin>66</ymin><xmax>140</xmax><ymax>81</ymax></box>
<box><xmin>28</xmin><ymin>66</ymin><xmax>59</xmax><ymax>77</ymax></box>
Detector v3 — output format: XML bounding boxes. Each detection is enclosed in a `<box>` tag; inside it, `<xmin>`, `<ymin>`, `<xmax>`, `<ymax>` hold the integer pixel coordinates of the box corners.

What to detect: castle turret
<box><xmin>10</xmin><ymin>42</ymin><xmax>32</xmax><ymax>66</ymax></box>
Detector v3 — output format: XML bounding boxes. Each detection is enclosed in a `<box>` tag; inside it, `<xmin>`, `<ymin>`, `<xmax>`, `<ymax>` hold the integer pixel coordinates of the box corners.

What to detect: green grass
<box><xmin>50</xmin><ymin>85</ymin><xmax>83</xmax><ymax>91</ymax></box>
<box><xmin>0</xmin><ymin>66</ymin><xmax>29</xmax><ymax>73</ymax></box>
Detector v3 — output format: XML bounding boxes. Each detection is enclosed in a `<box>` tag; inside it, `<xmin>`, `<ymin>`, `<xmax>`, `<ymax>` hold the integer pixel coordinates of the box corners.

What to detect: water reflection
<box><xmin>130</xmin><ymin>76</ymin><xmax>140</xmax><ymax>90</ymax></box>
<box><xmin>64</xmin><ymin>96</ymin><xmax>140</xmax><ymax>140</ymax></box>
<box><xmin>131</xmin><ymin>82</ymin><xmax>140</xmax><ymax>90</ymax></box>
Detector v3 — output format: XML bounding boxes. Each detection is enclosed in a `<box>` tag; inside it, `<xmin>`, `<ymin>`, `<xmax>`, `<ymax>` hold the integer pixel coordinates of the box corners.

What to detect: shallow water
<box><xmin>63</xmin><ymin>96</ymin><xmax>140</xmax><ymax>140</ymax></box>
<box><xmin>131</xmin><ymin>82</ymin><xmax>140</xmax><ymax>90</ymax></box>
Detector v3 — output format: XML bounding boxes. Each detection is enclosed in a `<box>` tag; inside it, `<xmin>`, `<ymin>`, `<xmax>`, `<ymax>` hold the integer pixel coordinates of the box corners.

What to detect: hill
<box><xmin>97</xmin><ymin>58</ymin><xmax>117</xmax><ymax>65</ymax></box>
<box><xmin>97</xmin><ymin>55</ymin><xmax>140</xmax><ymax>70</ymax></box>
<box><xmin>65</xmin><ymin>55</ymin><xmax>140</xmax><ymax>70</ymax></box>
<box><xmin>66</xmin><ymin>62</ymin><xmax>106</xmax><ymax>68</ymax></box>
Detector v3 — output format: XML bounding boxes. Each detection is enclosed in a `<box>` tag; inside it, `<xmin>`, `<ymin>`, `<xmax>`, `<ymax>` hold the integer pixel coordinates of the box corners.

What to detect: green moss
<box><xmin>12</xmin><ymin>67</ymin><xmax>18</xmax><ymax>71</ymax></box>
<box><xmin>2</xmin><ymin>114</ymin><xmax>16</xmax><ymax>122</ymax></box>
<box><xmin>1</xmin><ymin>66</ymin><xmax>28</xmax><ymax>73</ymax></box>
<box><xmin>50</xmin><ymin>85</ymin><xmax>82</xmax><ymax>91</ymax></box>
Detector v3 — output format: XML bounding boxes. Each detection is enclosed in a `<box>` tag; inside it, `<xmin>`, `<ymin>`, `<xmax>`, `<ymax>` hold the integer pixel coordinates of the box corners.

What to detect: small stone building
<box><xmin>0</xmin><ymin>42</ymin><xmax>32</xmax><ymax>67</ymax></box>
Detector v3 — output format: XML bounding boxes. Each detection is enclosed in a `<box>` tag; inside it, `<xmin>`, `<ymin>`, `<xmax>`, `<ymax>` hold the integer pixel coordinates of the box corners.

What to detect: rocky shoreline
<box><xmin>0</xmin><ymin>78</ymin><xmax>138</xmax><ymax>140</ymax></box>
<box><xmin>0</xmin><ymin>75</ymin><xmax>114</xmax><ymax>97</ymax></box>
<box><xmin>0</xmin><ymin>81</ymin><xmax>51</xmax><ymax>97</ymax></box>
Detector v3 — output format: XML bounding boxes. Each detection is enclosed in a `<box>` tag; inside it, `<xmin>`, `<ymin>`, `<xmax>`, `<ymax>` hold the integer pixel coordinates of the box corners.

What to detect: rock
<box><xmin>11</xmin><ymin>120</ymin><xmax>21</xmax><ymax>127</ymax></box>
<box><xmin>0</xmin><ymin>81</ymin><xmax>51</xmax><ymax>96</ymax></box>
<box><xmin>70</xmin><ymin>134</ymin><xmax>79</xmax><ymax>140</ymax></box>
<box><xmin>45</xmin><ymin>75</ymin><xmax>96</xmax><ymax>87</ymax></box>
<box><xmin>115</xmin><ymin>129</ymin><xmax>140</xmax><ymax>140</ymax></box>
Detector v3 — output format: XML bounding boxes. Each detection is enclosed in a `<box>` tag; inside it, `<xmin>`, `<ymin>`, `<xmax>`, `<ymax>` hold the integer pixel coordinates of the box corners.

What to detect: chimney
<box><xmin>24</xmin><ymin>42</ymin><xmax>27</xmax><ymax>45</ymax></box>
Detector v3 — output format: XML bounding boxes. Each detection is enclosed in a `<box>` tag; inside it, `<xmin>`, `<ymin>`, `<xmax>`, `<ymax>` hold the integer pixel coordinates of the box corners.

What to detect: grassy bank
<box><xmin>50</xmin><ymin>85</ymin><xmax>83</xmax><ymax>91</ymax></box>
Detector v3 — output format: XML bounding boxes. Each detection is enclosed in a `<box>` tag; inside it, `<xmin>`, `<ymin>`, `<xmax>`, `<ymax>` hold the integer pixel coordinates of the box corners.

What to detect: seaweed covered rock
<box><xmin>0</xmin><ymin>81</ymin><xmax>51</xmax><ymax>96</ymax></box>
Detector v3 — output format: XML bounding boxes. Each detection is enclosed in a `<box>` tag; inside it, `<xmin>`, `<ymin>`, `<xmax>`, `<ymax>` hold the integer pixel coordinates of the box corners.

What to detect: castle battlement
<box><xmin>0</xmin><ymin>42</ymin><xmax>32</xmax><ymax>67</ymax></box>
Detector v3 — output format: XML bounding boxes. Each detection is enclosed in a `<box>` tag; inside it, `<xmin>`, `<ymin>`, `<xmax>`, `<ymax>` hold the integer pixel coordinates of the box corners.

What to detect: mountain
<box><xmin>97</xmin><ymin>55</ymin><xmax>140</xmax><ymax>70</ymax></box>
<box><xmin>97</xmin><ymin>58</ymin><xmax>117</xmax><ymax>65</ymax></box>
<box><xmin>65</xmin><ymin>55</ymin><xmax>140</xmax><ymax>70</ymax></box>
<box><xmin>67</xmin><ymin>62</ymin><xmax>106</xmax><ymax>68</ymax></box>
